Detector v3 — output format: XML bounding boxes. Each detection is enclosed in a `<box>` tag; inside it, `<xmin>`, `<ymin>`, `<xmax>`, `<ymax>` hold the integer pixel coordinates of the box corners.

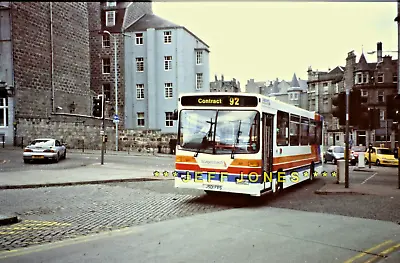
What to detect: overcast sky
<box><xmin>153</xmin><ymin>1</ymin><xmax>398</xmax><ymax>86</ymax></box>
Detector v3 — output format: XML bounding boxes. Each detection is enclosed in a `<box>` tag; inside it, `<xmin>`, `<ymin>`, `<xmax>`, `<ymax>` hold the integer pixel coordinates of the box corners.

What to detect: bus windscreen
<box><xmin>180</xmin><ymin>95</ymin><xmax>258</xmax><ymax>107</ymax></box>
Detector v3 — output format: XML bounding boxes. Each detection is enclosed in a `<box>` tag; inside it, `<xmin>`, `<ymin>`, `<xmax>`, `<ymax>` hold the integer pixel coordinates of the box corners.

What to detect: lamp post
<box><xmin>100</xmin><ymin>30</ymin><xmax>118</xmax><ymax>151</ymax></box>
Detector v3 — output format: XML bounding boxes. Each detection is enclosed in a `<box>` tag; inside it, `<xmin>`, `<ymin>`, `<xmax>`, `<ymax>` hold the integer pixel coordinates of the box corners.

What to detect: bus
<box><xmin>172</xmin><ymin>92</ymin><xmax>324</xmax><ymax>197</ymax></box>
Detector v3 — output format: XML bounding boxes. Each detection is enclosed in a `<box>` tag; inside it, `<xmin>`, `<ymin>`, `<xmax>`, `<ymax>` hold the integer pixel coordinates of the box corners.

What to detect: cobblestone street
<box><xmin>1</xmin><ymin>177</ymin><xmax>399</xmax><ymax>252</ymax></box>
<box><xmin>0</xmin><ymin>181</ymin><xmax>226</xmax><ymax>251</ymax></box>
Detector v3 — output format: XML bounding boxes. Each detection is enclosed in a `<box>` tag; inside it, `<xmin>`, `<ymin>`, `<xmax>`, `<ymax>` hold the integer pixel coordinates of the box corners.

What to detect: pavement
<box><xmin>0</xmin><ymin>206</ymin><xmax>399</xmax><ymax>262</ymax></box>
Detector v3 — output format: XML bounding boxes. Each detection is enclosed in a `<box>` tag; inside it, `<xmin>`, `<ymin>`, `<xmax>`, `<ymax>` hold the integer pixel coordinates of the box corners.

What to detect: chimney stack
<box><xmin>377</xmin><ymin>42</ymin><xmax>382</xmax><ymax>62</ymax></box>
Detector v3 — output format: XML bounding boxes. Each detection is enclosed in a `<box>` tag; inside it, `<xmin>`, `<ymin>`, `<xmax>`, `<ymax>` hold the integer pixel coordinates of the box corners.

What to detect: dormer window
<box><xmin>106</xmin><ymin>2</ymin><xmax>117</xmax><ymax>7</ymax></box>
<box><xmin>106</xmin><ymin>11</ymin><xmax>116</xmax><ymax>27</ymax></box>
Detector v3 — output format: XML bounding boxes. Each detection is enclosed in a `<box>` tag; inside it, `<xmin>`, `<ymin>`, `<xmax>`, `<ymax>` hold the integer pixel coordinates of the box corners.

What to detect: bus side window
<box><xmin>277</xmin><ymin>110</ymin><xmax>289</xmax><ymax>146</ymax></box>
<box><xmin>300</xmin><ymin>117</ymin><xmax>309</xmax><ymax>145</ymax></box>
<box><xmin>290</xmin><ymin>114</ymin><xmax>300</xmax><ymax>146</ymax></box>
<box><xmin>315</xmin><ymin>121</ymin><xmax>322</xmax><ymax>145</ymax></box>
<box><xmin>309</xmin><ymin>120</ymin><xmax>316</xmax><ymax>145</ymax></box>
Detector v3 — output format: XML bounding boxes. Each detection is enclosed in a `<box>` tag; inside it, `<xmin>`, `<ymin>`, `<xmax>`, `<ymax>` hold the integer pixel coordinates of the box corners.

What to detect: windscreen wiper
<box><xmin>231</xmin><ymin>120</ymin><xmax>242</xmax><ymax>159</ymax></box>
<box><xmin>194</xmin><ymin>118</ymin><xmax>214</xmax><ymax>157</ymax></box>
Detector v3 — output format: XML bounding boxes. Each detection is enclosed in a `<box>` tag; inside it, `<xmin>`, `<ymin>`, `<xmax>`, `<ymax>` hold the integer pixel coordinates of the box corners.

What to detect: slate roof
<box><xmin>124</xmin><ymin>14</ymin><xmax>209</xmax><ymax>48</ymax></box>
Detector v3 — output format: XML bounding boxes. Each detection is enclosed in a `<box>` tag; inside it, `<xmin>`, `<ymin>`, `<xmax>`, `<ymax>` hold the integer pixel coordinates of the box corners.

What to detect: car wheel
<box><xmin>365</xmin><ymin>158</ymin><xmax>369</xmax><ymax>165</ymax></box>
<box><xmin>63</xmin><ymin>150</ymin><xmax>67</xmax><ymax>159</ymax></box>
<box><xmin>54</xmin><ymin>153</ymin><xmax>60</xmax><ymax>163</ymax></box>
<box><xmin>376</xmin><ymin>159</ymin><xmax>380</xmax><ymax>166</ymax></box>
<box><xmin>333</xmin><ymin>158</ymin><xmax>337</xmax><ymax>165</ymax></box>
<box><xmin>24</xmin><ymin>159</ymin><xmax>29</xmax><ymax>164</ymax></box>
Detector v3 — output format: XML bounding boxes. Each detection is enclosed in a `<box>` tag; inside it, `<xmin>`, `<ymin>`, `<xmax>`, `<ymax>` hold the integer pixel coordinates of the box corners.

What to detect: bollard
<box><xmin>357</xmin><ymin>152</ymin><xmax>365</xmax><ymax>168</ymax></box>
<box><xmin>337</xmin><ymin>159</ymin><xmax>345</xmax><ymax>184</ymax></box>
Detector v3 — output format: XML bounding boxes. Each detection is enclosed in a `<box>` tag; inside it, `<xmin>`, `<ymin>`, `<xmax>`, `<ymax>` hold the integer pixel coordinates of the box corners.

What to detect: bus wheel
<box><xmin>309</xmin><ymin>162</ymin><xmax>315</xmax><ymax>182</ymax></box>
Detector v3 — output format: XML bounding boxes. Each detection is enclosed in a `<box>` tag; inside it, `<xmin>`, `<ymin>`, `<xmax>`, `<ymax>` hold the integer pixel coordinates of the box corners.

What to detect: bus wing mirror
<box><xmin>173</xmin><ymin>109</ymin><xmax>178</xmax><ymax>120</ymax></box>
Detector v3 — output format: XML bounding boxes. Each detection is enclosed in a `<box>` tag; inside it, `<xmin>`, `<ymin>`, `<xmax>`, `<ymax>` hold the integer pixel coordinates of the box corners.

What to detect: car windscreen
<box><xmin>333</xmin><ymin>147</ymin><xmax>344</xmax><ymax>153</ymax></box>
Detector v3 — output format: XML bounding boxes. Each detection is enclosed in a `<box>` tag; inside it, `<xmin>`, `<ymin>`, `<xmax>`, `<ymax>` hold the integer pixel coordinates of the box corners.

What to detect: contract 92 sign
<box><xmin>180</xmin><ymin>95</ymin><xmax>258</xmax><ymax>107</ymax></box>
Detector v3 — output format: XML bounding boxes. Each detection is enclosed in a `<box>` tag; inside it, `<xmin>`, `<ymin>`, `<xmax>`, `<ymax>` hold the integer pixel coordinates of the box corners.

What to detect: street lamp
<box><xmin>100</xmin><ymin>30</ymin><xmax>119</xmax><ymax>151</ymax></box>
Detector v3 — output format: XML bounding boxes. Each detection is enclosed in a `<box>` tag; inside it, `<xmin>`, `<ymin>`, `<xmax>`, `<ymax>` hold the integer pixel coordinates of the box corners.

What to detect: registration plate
<box><xmin>203</xmin><ymin>184</ymin><xmax>222</xmax><ymax>190</ymax></box>
<box><xmin>32</xmin><ymin>156</ymin><xmax>44</xmax><ymax>159</ymax></box>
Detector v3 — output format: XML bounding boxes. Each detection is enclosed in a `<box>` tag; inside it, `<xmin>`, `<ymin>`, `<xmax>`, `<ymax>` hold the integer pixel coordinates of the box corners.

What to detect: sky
<box><xmin>152</xmin><ymin>1</ymin><xmax>398</xmax><ymax>89</ymax></box>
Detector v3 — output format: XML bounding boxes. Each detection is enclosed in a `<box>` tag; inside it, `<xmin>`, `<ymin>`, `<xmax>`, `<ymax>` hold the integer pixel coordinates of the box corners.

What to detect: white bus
<box><xmin>173</xmin><ymin>92</ymin><xmax>324</xmax><ymax>197</ymax></box>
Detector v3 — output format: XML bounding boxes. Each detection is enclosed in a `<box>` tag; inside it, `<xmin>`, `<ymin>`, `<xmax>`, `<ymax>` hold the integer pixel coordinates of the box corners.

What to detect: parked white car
<box><xmin>23</xmin><ymin>138</ymin><xmax>67</xmax><ymax>163</ymax></box>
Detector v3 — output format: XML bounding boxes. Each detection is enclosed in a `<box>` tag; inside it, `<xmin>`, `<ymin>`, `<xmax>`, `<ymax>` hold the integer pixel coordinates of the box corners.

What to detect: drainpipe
<box><xmin>49</xmin><ymin>2</ymin><xmax>55</xmax><ymax>113</ymax></box>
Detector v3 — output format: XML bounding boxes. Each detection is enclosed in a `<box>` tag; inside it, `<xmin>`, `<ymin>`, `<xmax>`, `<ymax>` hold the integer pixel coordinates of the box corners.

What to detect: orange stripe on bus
<box><xmin>175</xmin><ymin>163</ymin><xmax>262</xmax><ymax>174</ymax></box>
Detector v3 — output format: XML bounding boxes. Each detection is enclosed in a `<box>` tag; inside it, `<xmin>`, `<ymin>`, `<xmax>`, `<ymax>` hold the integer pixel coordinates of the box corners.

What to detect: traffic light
<box><xmin>93</xmin><ymin>95</ymin><xmax>103</xmax><ymax>118</ymax></box>
<box><xmin>349</xmin><ymin>89</ymin><xmax>369</xmax><ymax>127</ymax></box>
<box><xmin>332</xmin><ymin>92</ymin><xmax>345</xmax><ymax>126</ymax></box>
<box><xmin>387</xmin><ymin>94</ymin><xmax>400</xmax><ymax>123</ymax></box>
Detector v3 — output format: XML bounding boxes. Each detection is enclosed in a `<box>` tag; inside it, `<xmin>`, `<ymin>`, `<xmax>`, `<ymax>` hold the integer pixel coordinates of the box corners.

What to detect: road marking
<box><xmin>0</xmin><ymin>220</ymin><xmax>71</xmax><ymax>235</ymax></box>
<box><xmin>343</xmin><ymin>240</ymin><xmax>394</xmax><ymax>263</ymax></box>
<box><xmin>361</xmin><ymin>172</ymin><xmax>377</xmax><ymax>185</ymax></box>
<box><xmin>0</xmin><ymin>224</ymin><xmax>144</xmax><ymax>259</ymax></box>
<box><xmin>362</xmin><ymin>243</ymin><xmax>400</xmax><ymax>263</ymax></box>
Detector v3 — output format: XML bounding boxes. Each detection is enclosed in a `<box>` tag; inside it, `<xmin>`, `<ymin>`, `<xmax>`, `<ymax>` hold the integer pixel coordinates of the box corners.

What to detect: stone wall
<box><xmin>15</xmin><ymin>114</ymin><xmax>177</xmax><ymax>153</ymax></box>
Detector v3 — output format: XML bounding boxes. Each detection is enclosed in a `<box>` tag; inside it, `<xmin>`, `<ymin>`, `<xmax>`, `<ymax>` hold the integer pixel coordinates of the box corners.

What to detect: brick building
<box><xmin>88</xmin><ymin>1</ymin><xmax>152</xmax><ymax>125</ymax></box>
<box><xmin>307</xmin><ymin>66</ymin><xmax>345</xmax><ymax>146</ymax></box>
<box><xmin>345</xmin><ymin>42</ymin><xmax>398</xmax><ymax>148</ymax></box>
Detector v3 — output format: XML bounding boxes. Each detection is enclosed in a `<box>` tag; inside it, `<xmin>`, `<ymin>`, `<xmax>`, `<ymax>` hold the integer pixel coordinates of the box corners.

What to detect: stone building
<box><xmin>210</xmin><ymin>74</ymin><xmax>240</xmax><ymax>93</ymax></box>
<box><xmin>346</xmin><ymin>42</ymin><xmax>398</xmax><ymax>148</ymax></box>
<box><xmin>88</xmin><ymin>1</ymin><xmax>152</xmax><ymax>125</ymax></box>
<box><xmin>0</xmin><ymin>2</ymin><xmax>178</xmax><ymax>152</ymax></box>
<box><xmin>0</xmin><ymin>2</ymin><xmax>94</xmax><ymax>146</ymax></box>
<box><xmin>264</xmin><ymin>74</ymin><xmax>308</xmax><ymax>110</ymax></box>
<box><xmin>307</xmin><ymin>66</ymin><xmax>345</xmax><ymax>146</ymax></box>
<box><xmin>245</xmin><ymin>79</ymin><xmax>267</xmax><ymax>94</ymax></box>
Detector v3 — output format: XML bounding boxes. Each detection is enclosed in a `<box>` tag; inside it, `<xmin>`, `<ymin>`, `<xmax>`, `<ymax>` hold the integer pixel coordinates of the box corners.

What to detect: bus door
<box><xmin>262</xmin><ymin>113</ymin><xmax>274</xmax><ymax>191</ymax></box>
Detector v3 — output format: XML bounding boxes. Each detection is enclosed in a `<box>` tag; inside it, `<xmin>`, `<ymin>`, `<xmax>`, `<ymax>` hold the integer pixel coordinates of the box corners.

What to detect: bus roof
<box><xmin>178</xmin><ymin>92</ymin><xmax>322</xmax><ymax>121</ymax></box>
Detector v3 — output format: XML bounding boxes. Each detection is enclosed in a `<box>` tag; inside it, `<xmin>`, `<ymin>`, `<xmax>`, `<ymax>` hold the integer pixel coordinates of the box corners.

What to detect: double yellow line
<box><xmin>344</xmin><ymin>240</ymin><xmax>400</xmax><ymax>263</ymax></box>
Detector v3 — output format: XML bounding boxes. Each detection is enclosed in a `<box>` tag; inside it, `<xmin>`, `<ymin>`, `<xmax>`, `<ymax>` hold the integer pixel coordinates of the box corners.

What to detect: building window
<box><xmin>356</xmin><ymin>73</ymin><xmax>362</xmax><ymax>84</ymax></box>
<box><xmin>105</xmin><ymin>11</ymin><xmax>116</xmax><ymax>27</ymax></box>
<box><xmin>196</xmin><ymin>51</ymin><xmax>203</xmax><ymax>65</ymax></box>
<box><xmin>135</xmin><ymin>33</ymin><xmax>143</xmax><ymax>45</ymax></box>
<box><xmin>377</xmin><ymin>73</ymin><xmax>384</xmax><ymax>83</ymax></box>
<box><xmin>164</xmin><ymin>83</ymin><xmax>173</xmax><ymax>98</ymax></box>
<box><xmin>164</xmin><ymin>31</ymin><xmax>171</xmax><ymax>43</ymax></box>
<box><xmin>393</xmin><ymin>74</ymin><xmax>398</xmax><ymax>83</ymax></box>
<box><xmin>335</xmin><ymin>83</ymin><xmax>339</xmax><ymax>93</ymax></box>
<box><xmin>106</xmin><ymin>2</ymin><xmax>116</xmax><ymax>7</ymax></box>
<box><xmin>136</xmin><ymin>57</ymin><xmax>144</xmax><ymax>72</ymax></box>
<box><xmin>378</xmin><ymin>90</ymin><xmax>384</xmax><ymax>103</ymax></box>
<box><xmin>165</xmin><ymin>112</ymin><xmax>173</xmax><ymax>127</ymax></box>
<box><xmin>380</xmin><ymin>109</ymin><xmax>385</xmax><ymax>120</ymax></box>
<box><xmin>103</xmin><ymin>83</ymin><xmax>111</xmax><ymax>101</ymax></box>
<box><xmin>164</xmin><ymin>56</ymin><xmax>172</xmax><ymax>71</ymax></box>
<box><xmin>102</xmin><ymin>34</ymin><xmax>110</xmax><ymax>48</ymax></box>
<box><xmin>102</xmin><ymin>58</ymin><xmax>111</xmax><ymax>74</ymax></box>
<box><xmin>0</xmin><ymin>98</ymin><xmax>9</xmax><ymax>128</ymax></box>
<box><xmin>361</xmin><ymin>89</ymin><xmax>368</xmax><ymax>97</ymax></box>
<box><xmin>196</xmin><ymin>73</ymin><xmax>203</xmax><ymax>89</ymax></box>
<box><xmin>137</xmin><ymin>112</ymin><xmax>145</xmax><ymax>127</ymax></box>
<box><xmin>362</xmin><ymin>73</ymin><xmax>368</xmax><ymax>83</ymax></box>
<box><xmin>136</xmin><ymin>84</ymin><xmax>144</xmax><ymax>99</ymax></box>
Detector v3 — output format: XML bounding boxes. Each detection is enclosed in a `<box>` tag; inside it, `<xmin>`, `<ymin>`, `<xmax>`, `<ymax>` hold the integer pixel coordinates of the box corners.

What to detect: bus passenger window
<box><xmin>300</xmin><ymin>117</ymin><xmax>309</xmax><ymax>145</ymax></box>
<box><xmin>277</xmin><ymin>111</ymin><xmax>289</xmax><ymax>146</ymax></box>
<box><xmin>309</xmin><ymin>120</ymin><xmax>316</xmax><ymax>145</ymax></box>
<box><xmin>316</xmin><ymin>121</ymin><xmax>322</xmax><ymax>145</ymax></box>
<box><xmin>290</xmin><ymin>114</ymin><xmax>300</xmax><ymax>146</ymax></box>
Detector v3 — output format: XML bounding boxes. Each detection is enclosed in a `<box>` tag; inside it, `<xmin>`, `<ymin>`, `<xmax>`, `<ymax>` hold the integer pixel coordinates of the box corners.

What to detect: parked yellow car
<box><xmin>364</xmin><ymin>147</ymin><xmax>399</xmax><ymax>166</ymax></box>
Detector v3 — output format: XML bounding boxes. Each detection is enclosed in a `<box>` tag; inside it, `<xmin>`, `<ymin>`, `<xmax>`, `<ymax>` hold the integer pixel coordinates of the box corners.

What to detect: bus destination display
<box><xmin>181</xmin><ymin>95</ymin><xmax>258</xmax><ymax>107</ymax></box>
